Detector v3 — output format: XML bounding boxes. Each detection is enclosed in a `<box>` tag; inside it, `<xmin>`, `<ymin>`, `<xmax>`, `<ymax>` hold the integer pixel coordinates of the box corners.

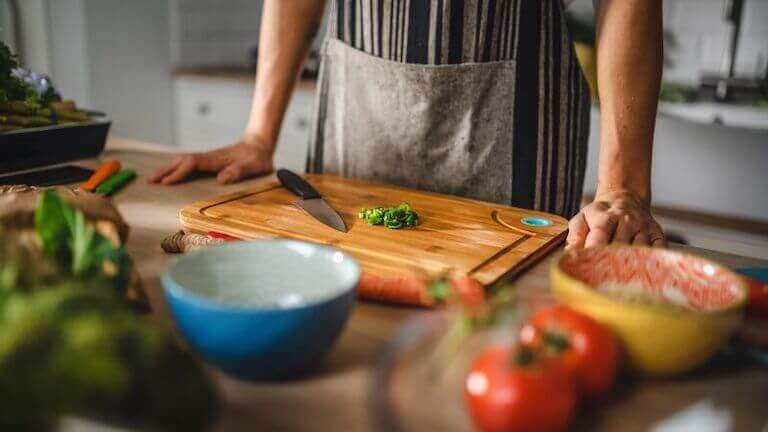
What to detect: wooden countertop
<box><xmin>78</xmin><ymin>137</ymin><xmax>768</xmax><ymax>431</ymax></box>
<box><xmin>171</xmin><ymin>67</ymin><xmax>317</xmax><ymax>90</ymax></box>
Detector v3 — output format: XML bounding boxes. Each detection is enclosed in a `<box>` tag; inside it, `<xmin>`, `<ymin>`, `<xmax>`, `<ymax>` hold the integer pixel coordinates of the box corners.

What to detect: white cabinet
<box><xmin>277</xmin><ymin>87</ymin><xmax>315</xmax><ymax>172</ymax></box>
<box><xmin>173</xmin><ymin>76</ymin><xmax>315</xmax><ymax>173</ymax></box>
<box><xmin>173</xmin><ymin>77</ymin><xmax>251</xmax><ymax>151</ymax></box>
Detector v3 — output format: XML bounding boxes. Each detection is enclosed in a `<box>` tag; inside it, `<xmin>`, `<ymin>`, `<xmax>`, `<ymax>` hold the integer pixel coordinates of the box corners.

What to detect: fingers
<box><xmin>613</xmin><ymin>214</ymin><xmax>643</xmax><ymax>244</ymax></box>
<box><xmin>632</xmin><ymin>231</ymin><xmax>649</xmax><ymax>246</ymax></box>
<box><xmin>148</xmin><ymin>156</ymin><xmax>183</xmax><ymax>183</ymax></box>
<box><xmin>148</xmin><ymin>142</ymin><xmax>275</xmax><ymax>186</ymax></box>
<box><xmin>567</xmin><ymin>191</ymin><xmax>665</xmax><ymax>249</ymax></box>
<box><xmin>584</xmin><ymin>213</ymin><xmax>618</xmax><ymax>248</ymax></box>
<box><xmin>584</xmin><ymin>227</ymin><xmax>613</xmax><ymax>248</ymax></box>
<box><xmin>217</xmin><ymin>163</ymin><xmax>246</xmax><ymax>184</ymax></box>
<box><xmin>566</xmin><ymin>212</ymin><xmax>589</xmax><ymax>250</ymax></box>
<box><xmin>217</xmin><ymin>161</ymin><xmax>259</xmax><ymax>184</ymax></box>
<box><xmin>648</xmin><ymin>222</ymin><xmax>666</xmax><ymax>247</ymax></box>
<box><xmin>161</xmin><ymin>156</ymin><xmax>197</xmax><ymax>185</ymax></box>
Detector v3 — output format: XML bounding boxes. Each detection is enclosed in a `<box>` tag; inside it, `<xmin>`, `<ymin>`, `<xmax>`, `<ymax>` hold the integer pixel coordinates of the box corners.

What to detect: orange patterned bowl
<box><xmin>550</xmin><ymin>246</ymin><xmax>748</xmax><ymax>376</ymax></box>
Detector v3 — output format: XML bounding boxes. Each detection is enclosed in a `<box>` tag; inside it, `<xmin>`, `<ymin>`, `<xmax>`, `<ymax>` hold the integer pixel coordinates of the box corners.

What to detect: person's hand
<box><xmin>148</xmin><ymin>138</ymin><xmax>274</xmax><ymax>185</ymax></box>
<box><xmin>566</xmin><ymin>190</ymin><xmax>665</xmax><ymax>249</ymax></box>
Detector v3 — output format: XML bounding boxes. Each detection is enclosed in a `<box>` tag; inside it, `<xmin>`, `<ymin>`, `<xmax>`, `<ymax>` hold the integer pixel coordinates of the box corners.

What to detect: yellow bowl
<box><xmin>550</xmin><ymin>246</ymin><xmax>748</xmax><ymax>377</ymax></box>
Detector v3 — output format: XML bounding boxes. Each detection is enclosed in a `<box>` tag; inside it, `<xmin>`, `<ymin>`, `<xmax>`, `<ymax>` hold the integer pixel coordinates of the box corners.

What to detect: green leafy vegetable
<box><xmin>35</xmin><ymin>189</ymin><xmax>70</xmax><ymax>261</ymax></box>
<box><xmin>0</xmin><ymin>228</ymin><xmax>59</xmax><ymax>297</ymax></box>
<box><xmin>358</xmin><ymin>202</ymin><xmax>419</xmax><ymax>229</ymax></box>
<box><xmin>0</xmin><ymin>287</ymin><xmax>217</xmax><ymax>431</ymax></box>
<box><xmin>34</xmin><ymin>189</ymin><xmax>130</xmax><ymax>292</ymax></box>
<box><xmin>0</xmin><ymin>192</ymin><xmax>218</xmax><ymax>430</ymax></box>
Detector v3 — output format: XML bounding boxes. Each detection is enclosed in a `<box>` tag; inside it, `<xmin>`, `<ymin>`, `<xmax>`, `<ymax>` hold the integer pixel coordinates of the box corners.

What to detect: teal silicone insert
<box><xmin>521</xmin><ymin>216</ymin><xmax>553</xmax><ymax>227</ymax></box>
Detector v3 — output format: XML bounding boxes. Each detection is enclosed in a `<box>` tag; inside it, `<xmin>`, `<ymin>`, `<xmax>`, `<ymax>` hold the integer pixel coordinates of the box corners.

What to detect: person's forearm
<box><xmin>594</xmin><ymin>0</ymin><xmax>663</xmax><ymax>205</ymax></box>
<box><xmin>244</xmin><ymin>0</ymin><xmax>326</xmax><ymax>151</ymax></box>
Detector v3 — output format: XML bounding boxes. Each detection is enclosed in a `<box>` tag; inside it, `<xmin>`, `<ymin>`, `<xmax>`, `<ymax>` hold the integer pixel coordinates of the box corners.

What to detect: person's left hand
<box><xmin>566</xmin><ymin>190</ymin><xmax>665</xmax><ymax>249</ymax></box>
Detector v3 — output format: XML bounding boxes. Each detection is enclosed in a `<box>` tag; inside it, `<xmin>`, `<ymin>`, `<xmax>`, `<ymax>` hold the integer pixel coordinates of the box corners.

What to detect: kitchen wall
<box><xmin>80</xmin><ymin>0</ymin><xmax>175</xmax><ymax>144</ymax></box>
<box><xmin>568</xmin><ymin>0</ymin><xmax>768</xmax><ymax>220</ymax></box>
<box><xmin>5</xmin><ymin>0</ymin><xmax>51</xmax><ymax>75</ymax></box>
<box><xmin>583</xmin><ymin>108</ymin><xmax>768</xmax><ymax>221</ymax></box>
<box><xmin>568</xmin><ymin>0</ymin><xmax>768</xmax><ymax>84</ymax></box>
<box><xmin>169</xmin><ymin>0</ymin><xmax>263</xmax><ymax>67</ymax></box>
<box><xmin>46</xmin><ymin>0</ymin><xmax>91</xmax><ymax>108</ymax></box>
<box><xmin>663</xmin><ymin>0</ymin><xmax>768</xmax><ymax>84</ymax></box>
<box><xmin>169</xmin><ymin>0</ymin><xmax>326</xmax><ymax>68</ymax></box>
<box><xmin>14</xmin><ymin>0</ymin><xmax>175</xmax><ymax>145</ymax></box>
<box><xmin>0</xmin><ymin>3</ymin><xmax>12</xmax><ymax>50</ymax></box>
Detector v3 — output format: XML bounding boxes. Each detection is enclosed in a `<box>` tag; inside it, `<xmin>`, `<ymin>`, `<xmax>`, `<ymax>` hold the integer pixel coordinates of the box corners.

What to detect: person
<box><xmin>149</xmin><ymin>0</ymin><xmax>666</xmax><ymax>249</ymax></box>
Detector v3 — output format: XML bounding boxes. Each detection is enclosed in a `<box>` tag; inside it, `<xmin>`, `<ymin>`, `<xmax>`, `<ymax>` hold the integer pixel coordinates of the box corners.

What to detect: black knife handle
<box><xmin>277</xmin><ymin>169</ymin><xmax>320</xmax><ymax>199</ymax></box>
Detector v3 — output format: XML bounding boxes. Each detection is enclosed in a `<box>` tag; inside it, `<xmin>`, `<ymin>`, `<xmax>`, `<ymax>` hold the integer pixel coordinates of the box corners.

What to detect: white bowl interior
<box><xmin>167</xmin><ymin>240</ymin><xmax>360</xmax><ymax>309</ymax></box>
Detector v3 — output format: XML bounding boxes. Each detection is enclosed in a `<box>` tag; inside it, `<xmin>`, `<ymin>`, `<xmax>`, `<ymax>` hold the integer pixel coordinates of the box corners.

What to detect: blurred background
<box><xmin>1</xmin><ymin>0</ymin><xmax>766</xmax><ymax>258</ymax></box>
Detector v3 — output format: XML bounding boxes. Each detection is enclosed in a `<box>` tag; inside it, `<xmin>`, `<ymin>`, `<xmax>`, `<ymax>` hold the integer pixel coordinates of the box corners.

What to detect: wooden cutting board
<box><xmin>180</xmin><ymin>174</ymin><xmax>567</xmax><ymax>304</ymax></box>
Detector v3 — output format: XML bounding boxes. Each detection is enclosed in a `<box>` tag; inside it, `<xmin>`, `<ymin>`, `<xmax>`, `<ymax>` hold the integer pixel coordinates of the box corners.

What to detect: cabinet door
<box><xmin>276</xmin><ymin>87</ymin><xmax>315</xmax><ymax>173</ymax></box>
<box><xmin>174</xmin><ymin>77</ymin><xmax>253</xmax><ymax>151</ymax></box>
<box><xmin>174</xmin><ymin>77</ymin><xmax>316</xmax><ymax>173</ymax></box>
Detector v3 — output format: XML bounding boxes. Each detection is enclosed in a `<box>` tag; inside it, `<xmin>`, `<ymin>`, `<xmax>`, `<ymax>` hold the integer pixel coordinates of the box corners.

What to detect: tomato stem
<box><xmin>427</xmin><ymin>279</ymin><xmax>451</xmax><ymax>301</ymax></box>
<box><xmin>543</xmin><ymin>331</ymin><xmax>571</xmax><ymax>353</ymax></box>
<box><xmin>514</xmin><ymin>346</ymin><xmax>536</xmax><ymax>367</ymax></box>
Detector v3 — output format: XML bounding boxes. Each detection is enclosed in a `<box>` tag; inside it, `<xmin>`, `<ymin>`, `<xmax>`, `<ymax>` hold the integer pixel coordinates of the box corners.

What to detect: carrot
<box><xmin>80</xmin><ymin>160</ymin><xmax>121</xmax><ymax>191</ymax></box>
<box><xmin>357</xmin><ymin>272</ymin><xmax>434</xmax><ymax>307</ymax></box>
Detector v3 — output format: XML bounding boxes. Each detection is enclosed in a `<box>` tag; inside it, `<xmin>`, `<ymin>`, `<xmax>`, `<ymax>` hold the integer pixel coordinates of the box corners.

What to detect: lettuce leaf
<box><xmin>34</xmin><ymin>189</ymin><xmax>129</xmax><ymax>292</ymax></box>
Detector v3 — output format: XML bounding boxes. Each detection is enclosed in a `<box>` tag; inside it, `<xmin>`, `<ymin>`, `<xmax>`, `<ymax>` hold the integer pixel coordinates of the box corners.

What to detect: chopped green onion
<box><xmin>358</xmin><ymin>202</ymin><xmax>419</xmax><ymax>229</ymax></box>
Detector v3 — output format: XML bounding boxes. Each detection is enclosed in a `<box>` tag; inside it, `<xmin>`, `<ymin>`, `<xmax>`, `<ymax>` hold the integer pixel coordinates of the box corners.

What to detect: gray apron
<box><xmin>310</xmin><ymin>37</ymin><xmax>516</xmax><ymax>204</ymax></box>
<box><xmin>308</xmin><ymin>0</ymin><xmax>591</xmax><ymax>218</ymax></box>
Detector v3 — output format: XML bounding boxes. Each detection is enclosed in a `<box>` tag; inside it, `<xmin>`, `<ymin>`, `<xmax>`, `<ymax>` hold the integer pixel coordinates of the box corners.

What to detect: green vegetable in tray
<box><xmin>0</xmin><ymin>191</ymin><xmax>218</xmax><ymax>431</ymax></box>
<box><xmin>0</xmin><ymin>42</ymin><xmax>50</xmax><ymax>109</ymax></box>
<box><xmin>5</xmin><ymin>114</ymin><xmax>53</xmax><ymax>127</ymax></box>
<box><xmin>0</xmin><ymin>42</ymin><xmax>18</xmax><ymax>104</ymax></box>
<box><xmin>359</xmin><ymin>202</ymin><xmax>419</xmax><ymax>229</ymax></box>
<box><xmin>0</xmin><ymin>42</ymin><xmax>16</xmax><ymax>78</ymax></box>
<box><xmin>0</xmin><ymin>41</ymin><xmax>92</xmax><ymax>131</ymax></box>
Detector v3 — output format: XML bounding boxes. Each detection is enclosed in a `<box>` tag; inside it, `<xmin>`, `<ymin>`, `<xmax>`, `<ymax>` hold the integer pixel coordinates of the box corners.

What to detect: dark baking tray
<box><xmin>0</xmin><ymin>116</ymin><xmax>111</xmax><ymax>174</ymax></box>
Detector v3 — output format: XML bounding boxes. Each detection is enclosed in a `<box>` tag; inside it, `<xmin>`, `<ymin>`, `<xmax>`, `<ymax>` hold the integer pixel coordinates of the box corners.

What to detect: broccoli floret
<box><xmin>0</xmin><ymin>41</ymin><xmax>18</xmax><ymax>79</ymax></box>
<box><xmin>0</xmin><ymin>41</ymin><xmax>61</xmax><ymax>110</ymax></box>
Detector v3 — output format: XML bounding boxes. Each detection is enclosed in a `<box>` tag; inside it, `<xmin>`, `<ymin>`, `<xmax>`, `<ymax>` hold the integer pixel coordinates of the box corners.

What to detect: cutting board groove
<box><xmin>180</xmin><ymin>174</ymin><xmax>568</xmax><ymax>287</ymax></box>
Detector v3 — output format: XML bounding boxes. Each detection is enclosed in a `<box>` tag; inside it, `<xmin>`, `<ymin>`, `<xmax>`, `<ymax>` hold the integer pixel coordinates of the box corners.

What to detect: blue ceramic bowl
<box><xmin>162</xmin><ymin>240</ymin><xmax>360</xmax><ymax>381</ymax></box>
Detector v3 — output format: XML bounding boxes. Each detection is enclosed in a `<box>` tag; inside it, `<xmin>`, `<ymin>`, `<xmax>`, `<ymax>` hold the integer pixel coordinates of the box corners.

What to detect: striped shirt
<box><xmin>329</xmin><ymin>0</ymin><xmax>575</xmax><ymax>65</ymax></box>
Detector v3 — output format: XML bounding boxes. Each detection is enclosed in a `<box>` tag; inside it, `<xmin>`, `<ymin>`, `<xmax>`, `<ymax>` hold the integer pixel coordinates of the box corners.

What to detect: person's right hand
<box><xmin>148</xmin><ymin>139</ymin><xmax>274</xmax><ymax>185</ymax></box>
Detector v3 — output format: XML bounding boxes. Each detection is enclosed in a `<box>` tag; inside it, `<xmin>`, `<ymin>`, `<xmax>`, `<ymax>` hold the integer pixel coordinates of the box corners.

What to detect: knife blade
<box><xmin>277</xmin><ymin>169</ymin><xmax>347</xmax><ymax>232</ymax></box>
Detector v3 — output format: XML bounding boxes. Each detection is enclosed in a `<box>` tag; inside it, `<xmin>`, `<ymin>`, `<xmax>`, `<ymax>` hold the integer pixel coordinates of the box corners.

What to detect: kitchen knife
<box><xmin>277</xmin><ymin>169</ymin><xmax>347</xmax><ymax>233</ymax></box>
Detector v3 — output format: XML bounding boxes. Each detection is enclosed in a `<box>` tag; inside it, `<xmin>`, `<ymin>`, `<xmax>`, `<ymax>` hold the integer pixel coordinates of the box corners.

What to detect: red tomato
<box><xmin>427</xmin><ymin>276</ymin><xmax>487</xmax><ymax>313</ymax></box>
<box><xmin>744</xmin><ymin>276</ymin><xmax>768</xmax><ymax>318</ymax></box>
<box><xmin>450</xmin><ymin>276</ymin><xmax>487</xmax><ymax>314</ymax></box>
<box><xmin>519</xmin><ymin>306</ymin><xmax>619</xmax><ymax>401</ymax></box>
<box><xmin>465</xmin><ymin>345</ymin><xmax>577</xmax><ymax>432</ymax></box>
